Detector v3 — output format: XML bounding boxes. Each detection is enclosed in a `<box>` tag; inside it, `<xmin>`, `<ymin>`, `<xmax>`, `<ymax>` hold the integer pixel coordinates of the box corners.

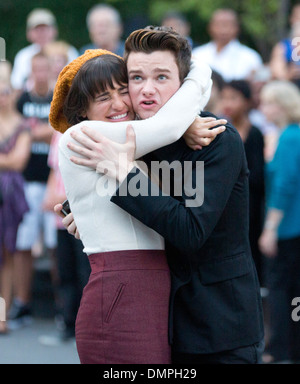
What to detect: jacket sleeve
<box><xmin>111</xmin><ymin>128</ymin><xmax>244</xmax><ymax>254</ymax></box>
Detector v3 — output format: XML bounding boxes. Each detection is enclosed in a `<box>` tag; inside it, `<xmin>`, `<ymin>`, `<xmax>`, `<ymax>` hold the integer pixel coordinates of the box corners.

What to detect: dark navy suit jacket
<box><xmin>111</xmin><ymin>112</ymin><xmax>264</xmax><ymax>354</ymax></box>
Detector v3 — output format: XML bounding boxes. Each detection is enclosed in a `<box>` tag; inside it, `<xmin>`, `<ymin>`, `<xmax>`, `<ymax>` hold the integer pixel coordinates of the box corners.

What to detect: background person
<box><xmin>220</xmin><ymin>80</ymin><xmax>265</xmax><ymax>286</ymax></box>
<box><xmin>39</xmin><ymin>130</ymin><xmax>91</xmax><ymax>345</ymax></box>
<box><xmin>192</xmin><ymin>8</ymin><xmax>263</xmax><ymax>81</ymax></box>
<box><xmin>269</xmin><ymin>3</ymin><xmax>300</xmax><ymax>86</ymax></box>
<box><xmin>43</xmin><ymin>41</ymin><xmax>72</xmax><ymax>90</ymax></box>
<box><xmin>9</xmin><ymin>52</ymin><xmax>56</xmax><ymax>329</ymax></box>
<box><xmin>259</xmin><ymin>80</ymin><xmax>300</xmax><ymax>364</ymax></box>
<box><xmin>11</xmin><ymin>8</ymin><xmax>78</xmax><ymax>93</ymax></box>
<box><xmin>161</xmin><ymin>10</ymin><xmax>196</xmax><ymax>49</ymax></box>
<box><xmin>0</xmin><ymin>79</ymin><xmax>31</xmax><ymax>334</ymax></box>
<box><xmin>79</xmin><ymin>4</ymin><xmax>125</xmax><ymax>56</ymax></box>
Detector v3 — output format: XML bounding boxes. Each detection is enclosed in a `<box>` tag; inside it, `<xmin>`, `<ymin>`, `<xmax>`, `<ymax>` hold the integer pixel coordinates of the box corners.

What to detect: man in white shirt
<box><xmin>192</xmin><ymin>8</ymin><xmax>263</xmax><ymax>82</ymax></box>
<box><xmin>79</xmin><ymin>4</ymin><xmax>125</xmax><ymax>57</ymax></box>
<box><xmin>11</xmin><ymin>8</ymin><xmax>78</xmax><ymax>92</ymax></box>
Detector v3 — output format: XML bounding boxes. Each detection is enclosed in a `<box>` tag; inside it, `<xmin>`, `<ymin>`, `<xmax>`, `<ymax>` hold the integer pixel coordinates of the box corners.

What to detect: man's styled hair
<box><xmin>124</xmin><ymin>26</ymin><xmax>191</xmax><ymax>83</ymax></box>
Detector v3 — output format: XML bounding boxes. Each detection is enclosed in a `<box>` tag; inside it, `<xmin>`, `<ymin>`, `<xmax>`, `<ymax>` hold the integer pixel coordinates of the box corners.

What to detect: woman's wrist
<box><xmin>264</xmin><ymin>220</ymin><xmax>278</xmax><ymax>231</ymax></box>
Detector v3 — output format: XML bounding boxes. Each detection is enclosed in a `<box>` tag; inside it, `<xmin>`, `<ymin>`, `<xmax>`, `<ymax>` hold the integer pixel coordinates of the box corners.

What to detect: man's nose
<box><xmin>142</xmin><ymin>79</ymin><xmax>155</xmax><ymax>96</ymax></box>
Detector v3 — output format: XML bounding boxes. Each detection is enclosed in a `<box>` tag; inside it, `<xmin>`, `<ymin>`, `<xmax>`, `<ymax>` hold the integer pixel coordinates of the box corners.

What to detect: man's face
<box><xmin>89</xmin><ymin>10</ymin><xmax>121</xmax><ymax>49</ymax></box>
<box><xmin>127</xmin><ymin>51</ymin><xmax>181</xmax><ymax>119</ymax></box>
<box><xmin>27</xmin><ymin>24</ymin><xmax>57</xmax><ymax>47</ymax></box>
<box><xmin>209</xmin><ymin>11</ymin><xmax>238</xmax><ymax>46</ymax></box>
<box><xmin>31</xmin><ymin>56</ymin><xmax>50</xmax><ymax>84</ymax></box>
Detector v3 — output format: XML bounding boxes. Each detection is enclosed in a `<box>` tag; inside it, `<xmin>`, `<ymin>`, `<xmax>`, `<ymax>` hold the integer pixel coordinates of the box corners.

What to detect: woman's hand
<box><xmin>259</xmin><ymin>228</ymin><xmax>278</xmax><ymax>258</ymax></box>
<box><xmin>183</xmin><ymin>116</ymin><xmax>227</xmax><ymax>150</ymax></box>
<box><xmin>54</xmin><ymin>203</ymin><xmax>80</xmax><ymax>239</ymax></box>
<box><xmin>68</xmin><ymin>124</ymin><xmax>136</xmax><ymax>182</ymax></box>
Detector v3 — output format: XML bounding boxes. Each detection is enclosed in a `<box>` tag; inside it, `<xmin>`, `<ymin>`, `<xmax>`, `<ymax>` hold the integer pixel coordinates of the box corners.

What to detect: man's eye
<box><xmin>131</xmin><ymin>75</ymin><xmax>142</xmax><ymax>81</ymax></box>
<box><xmin>158</xmin><ymin>75</ymin><xmax>167</xmax><ymax>80</ymax></box>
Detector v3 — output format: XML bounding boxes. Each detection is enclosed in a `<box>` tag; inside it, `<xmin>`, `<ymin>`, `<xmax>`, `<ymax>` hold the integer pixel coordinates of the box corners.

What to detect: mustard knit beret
<box><xmin>49</xmin><ymin>49</ymin><xmax>121</xmax><ymax>133</ymax></box>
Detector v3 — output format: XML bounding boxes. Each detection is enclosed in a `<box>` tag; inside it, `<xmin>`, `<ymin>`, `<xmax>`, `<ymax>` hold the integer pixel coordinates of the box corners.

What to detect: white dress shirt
<box><xmin>192</xmin><ymin>39</ymin><xmax>263</xmax><ymax>82</ymax></box>
<box><xmin>11</xmin><ymin>43</ymin><xmax>79</xmax><ymax>91</ymax></box>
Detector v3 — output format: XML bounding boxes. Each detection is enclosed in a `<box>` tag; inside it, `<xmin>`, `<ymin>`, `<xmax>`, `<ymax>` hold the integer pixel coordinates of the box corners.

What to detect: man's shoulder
<box><xmin>14</xmin><ymin>44</ymin><xmax>38</xmax><ymax>60</ymax></box>
<box><xmin>200</xmin><ymin>111</ymin><xmax>218</xmax><ymax>119</ymax></box>
<box><xmin>237</xmin><ymin>41</ymin><xmax>262</xmax><ymax>62</ymax></box>
<box><xmin>200</xmin><ymin>111</ymin><xmax>240</xmax><ymax>139</ymax></box>
<box><xmin>185</xmin><ymin>112</ymin><xmax>244</xmax><ymax>158</ymax></box>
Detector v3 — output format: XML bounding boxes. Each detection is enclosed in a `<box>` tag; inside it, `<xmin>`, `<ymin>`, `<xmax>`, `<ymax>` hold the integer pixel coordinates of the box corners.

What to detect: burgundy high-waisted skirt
<box><xmin>75</xmin><ymin>249</ymin><xmax>171</xmax><ymax>364</ymax></box>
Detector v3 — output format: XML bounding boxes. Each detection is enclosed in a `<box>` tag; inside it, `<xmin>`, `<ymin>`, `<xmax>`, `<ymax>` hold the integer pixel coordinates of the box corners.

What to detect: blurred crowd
<box><xmin>1</xmin><ymin>3</ymin><xmax>300</xmax><ymax>364</ymax></box>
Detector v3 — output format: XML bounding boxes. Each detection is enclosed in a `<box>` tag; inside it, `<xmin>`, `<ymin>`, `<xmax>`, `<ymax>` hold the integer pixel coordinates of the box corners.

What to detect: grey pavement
<box><xmin>0</xmin><ymin>255</ymin><xmax>81</xmax><ymax>364</ymax></box>
<box><xmin>0</xmin><ymin>318</ymin><xmax>80</xmax><ymax>364</ymax></box>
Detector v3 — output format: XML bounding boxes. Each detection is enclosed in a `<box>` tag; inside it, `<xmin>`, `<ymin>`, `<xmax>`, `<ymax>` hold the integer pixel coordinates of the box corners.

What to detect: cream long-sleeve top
<box><xmin>58</xmin><ymin>60</ymin><xmax>212</xmax><ymax>255</ymax></box>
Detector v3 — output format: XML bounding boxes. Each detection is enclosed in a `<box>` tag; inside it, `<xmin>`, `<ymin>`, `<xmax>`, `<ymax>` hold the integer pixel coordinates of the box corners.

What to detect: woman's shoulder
<box><xmin>60</xmin><ymin>120</ymin><xmax>101</xmax><ymax>140</ymax></box>
<box><xmin>280</xmin><ymin>124</ymin><xmax>300</xmax><ymax>142</ymax></box>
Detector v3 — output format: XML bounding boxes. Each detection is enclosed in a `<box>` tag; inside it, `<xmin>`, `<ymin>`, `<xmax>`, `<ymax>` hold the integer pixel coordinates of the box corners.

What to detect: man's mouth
<box><xmin>140</xmin><ymin>100</ymin><xmax>157</xmax><ymax>108</ymax></box>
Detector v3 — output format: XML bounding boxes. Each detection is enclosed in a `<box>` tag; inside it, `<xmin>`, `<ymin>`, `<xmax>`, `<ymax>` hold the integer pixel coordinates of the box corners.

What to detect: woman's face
<box><xmin>259</xmin><ymin>96</ymin><xmax>283</xmax><ymax>125</ymax></box>
<box><xmin>220</xmin><ymin>86</ymin><xmax>249</xmax><ymax>120</ymax></box>
<box><xmin>84</xmin><ymin>80</ymin><xmax>135</xmax><ymax>122</ymax></box>
<box><xmin>0</xmin><ymin>83</ymin><xmax>13</xmax><ymax>110</ymax></box>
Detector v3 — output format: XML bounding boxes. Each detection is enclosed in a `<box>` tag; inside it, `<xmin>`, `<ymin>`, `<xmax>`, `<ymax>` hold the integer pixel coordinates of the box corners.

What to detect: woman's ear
<box><xmin>79</xmin><ymin>110</ymin><xmax>87</xmax><ymax>120</ymax></box>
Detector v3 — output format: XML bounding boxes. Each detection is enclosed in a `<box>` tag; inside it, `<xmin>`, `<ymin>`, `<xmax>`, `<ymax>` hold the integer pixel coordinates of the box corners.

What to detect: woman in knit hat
<box><xmin>49</xmin><ymin>31</ymin><xmax>213</xmax><ymax>363</ymax></box>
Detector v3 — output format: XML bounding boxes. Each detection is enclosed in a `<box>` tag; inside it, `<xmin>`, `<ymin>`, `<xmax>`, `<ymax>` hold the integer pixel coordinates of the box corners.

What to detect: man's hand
<box><xmin>183</xmin><ymin>116</ymin><xmax>227</xmax><ymax>150</ymax></box>
<box><xmin>68</xmin><ymin>124</ymin><xmax>136</xmax><ymax>181</ymax></box>
<box><xmin>54</xmin><ymin>203</ymin><xmax>80</xmax><ymax>239</ymax></box>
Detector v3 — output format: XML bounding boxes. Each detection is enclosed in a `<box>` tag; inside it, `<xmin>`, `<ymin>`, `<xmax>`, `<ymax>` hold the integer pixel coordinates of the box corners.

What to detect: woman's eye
<box><xmin>120</xmin><ymin>89</ymin><xmax>129</xmax><ymax>95</ymax></box>
<box><xmin>97</xmin><ymin>97</ymin><xmax>110</xmax><ymax>102</ymax></box>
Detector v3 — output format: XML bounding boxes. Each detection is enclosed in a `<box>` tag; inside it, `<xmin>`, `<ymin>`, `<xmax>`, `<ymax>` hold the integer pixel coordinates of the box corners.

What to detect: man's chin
<box><xmin>137</xmin><ymin>110</ymin><xmax>157</xmax><ymax>119</ymax></box>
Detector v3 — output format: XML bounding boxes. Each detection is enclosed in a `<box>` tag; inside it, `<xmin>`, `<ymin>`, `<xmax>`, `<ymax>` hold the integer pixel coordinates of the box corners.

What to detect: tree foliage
<box><xmin>0</xmin><ymin>0</ymin><xmax>297</xmax><ymax>64</ymax></box>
